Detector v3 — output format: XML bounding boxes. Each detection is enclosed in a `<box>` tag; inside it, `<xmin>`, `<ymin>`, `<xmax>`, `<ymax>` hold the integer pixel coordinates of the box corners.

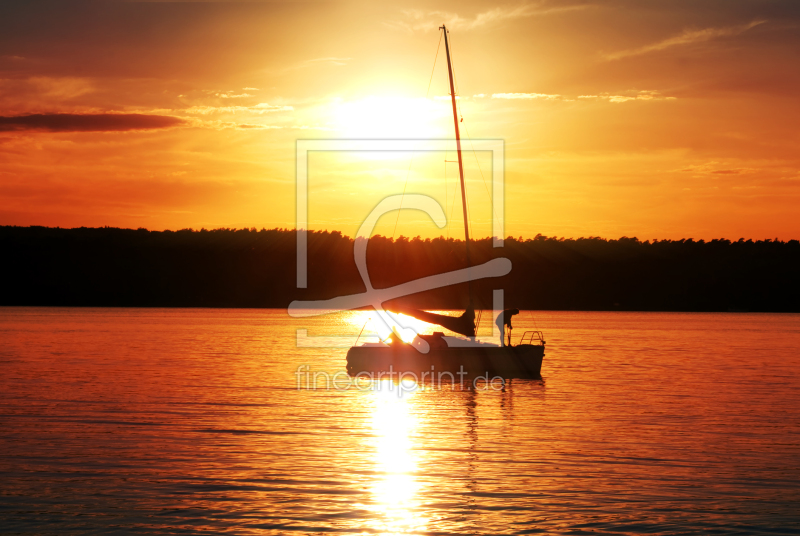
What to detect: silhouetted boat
<box><xmin>346</xmin><ymin>25</ymin><xmax>546</xmax><ymax>381</ymax></box>
<box><xmin>347</xmin><ymin>330</ymin><xmax>546</xmax><ymax>380</ymax></box>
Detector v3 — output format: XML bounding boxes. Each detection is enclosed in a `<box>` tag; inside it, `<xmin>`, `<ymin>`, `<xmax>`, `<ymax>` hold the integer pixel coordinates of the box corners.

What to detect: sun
<box><xmin>333</xmin><ymin>95</ymin><xmax>451</xmax><ymax>138</ymax></box>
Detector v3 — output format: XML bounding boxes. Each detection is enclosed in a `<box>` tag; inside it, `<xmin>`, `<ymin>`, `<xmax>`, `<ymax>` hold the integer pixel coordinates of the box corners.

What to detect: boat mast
<box><xmin>441</xmin><ymin>25</ymin><xmax>473</xmax><ymax>300</ymax></box>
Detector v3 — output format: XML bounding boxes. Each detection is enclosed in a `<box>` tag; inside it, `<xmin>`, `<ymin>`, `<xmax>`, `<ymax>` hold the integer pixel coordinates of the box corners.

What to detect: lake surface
<box><xmin>1</xmin><ymin>308</ymin><xmax>799</xmax><ymax>535</ymax></box>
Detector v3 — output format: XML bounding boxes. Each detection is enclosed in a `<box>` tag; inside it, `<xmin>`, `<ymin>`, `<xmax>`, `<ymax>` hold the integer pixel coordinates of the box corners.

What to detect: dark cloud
<box><xmin>0</xmin><ymin>113</ymin><xmax>186</xmax><ymax>132</ymax></box>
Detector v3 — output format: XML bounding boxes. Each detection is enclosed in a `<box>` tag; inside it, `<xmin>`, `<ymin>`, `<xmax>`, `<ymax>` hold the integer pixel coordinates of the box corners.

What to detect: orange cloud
<box><xmin>604</xmin><ymin>20</ymin><xmax>767</xmax><ymax>61</ymax></box>
<box><xmin>388</xmin><ymin>3</ymin><xmax>590</xmax><ymax>32</ymax></box>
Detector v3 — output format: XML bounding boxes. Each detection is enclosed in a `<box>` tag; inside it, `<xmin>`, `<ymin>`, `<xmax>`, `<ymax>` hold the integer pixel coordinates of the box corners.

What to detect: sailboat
<box><xmin>345</xmin><ymin>25</ymin><xmax>545</xmax><ymax>381</ymax></box>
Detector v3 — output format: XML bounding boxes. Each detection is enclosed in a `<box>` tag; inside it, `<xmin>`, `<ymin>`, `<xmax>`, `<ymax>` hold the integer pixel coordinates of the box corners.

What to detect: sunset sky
<box><xmin>1</xmin><ymin>0</ymin><xmax>798</xmax><ymax>240</ymax></box>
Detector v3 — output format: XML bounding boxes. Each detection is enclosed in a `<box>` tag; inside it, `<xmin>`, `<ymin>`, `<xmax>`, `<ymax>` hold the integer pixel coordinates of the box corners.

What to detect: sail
<box><xmin>391</xmin><ymin>305</ymin><xmax>476</xmax><ymax>338</ymax></box>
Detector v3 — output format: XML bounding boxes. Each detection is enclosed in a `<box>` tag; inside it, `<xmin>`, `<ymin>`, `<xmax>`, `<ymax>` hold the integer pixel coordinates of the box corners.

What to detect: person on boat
<box><xmin>495</xmin><ymin>309</ymin><xmax>519</xmax><ymax>347</ymax></box>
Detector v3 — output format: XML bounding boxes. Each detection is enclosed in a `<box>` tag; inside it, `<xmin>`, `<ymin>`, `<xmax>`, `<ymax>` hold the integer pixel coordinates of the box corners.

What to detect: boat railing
<box><xmin>519</xmin><ymin>331</ymin><xmax>545</xmax><ymax>346</ymax></box>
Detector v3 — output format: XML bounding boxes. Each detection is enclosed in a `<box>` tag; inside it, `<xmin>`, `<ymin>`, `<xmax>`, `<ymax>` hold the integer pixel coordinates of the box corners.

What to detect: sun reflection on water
<box><xmin>368</xmin><ymin>380</ymin><xmax>427</xmax><ymax>535</ymax></box>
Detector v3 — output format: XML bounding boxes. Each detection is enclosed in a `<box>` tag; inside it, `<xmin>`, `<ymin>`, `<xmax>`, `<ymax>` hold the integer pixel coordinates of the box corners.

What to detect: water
<box><xmin>1</xmin><ymin>308</ymin><xmax>799</xmax><ymax>534</ymax></box>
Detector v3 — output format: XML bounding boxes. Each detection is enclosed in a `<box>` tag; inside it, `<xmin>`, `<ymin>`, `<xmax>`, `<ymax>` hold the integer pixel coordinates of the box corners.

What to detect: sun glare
<box><xmin>347</xmin><ymin>310</ymin><xmax>439</xmax><ymax>343</ymax></box>
<box><xmin>374</xmin><ymin>312</ymin><xmax>437</xmax><ymax>343</ymax></box>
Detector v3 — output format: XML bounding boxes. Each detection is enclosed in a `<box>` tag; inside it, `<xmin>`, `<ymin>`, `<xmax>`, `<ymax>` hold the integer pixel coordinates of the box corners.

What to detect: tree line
<box><xmin>1</xmin><ymin>225</ymin><xmax>798</xmax><ymax>312</ymax></box>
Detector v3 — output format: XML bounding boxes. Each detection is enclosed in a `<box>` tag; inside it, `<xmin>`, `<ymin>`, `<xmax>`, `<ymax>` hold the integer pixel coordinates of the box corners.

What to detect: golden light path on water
<box><xmin>366</xmin><ymin>380</ymin><xmax>426</xmax><ymax>535</ymax></box>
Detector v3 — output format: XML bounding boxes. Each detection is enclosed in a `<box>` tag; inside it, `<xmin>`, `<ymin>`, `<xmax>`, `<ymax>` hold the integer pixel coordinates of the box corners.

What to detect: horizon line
<box><xmin>3</xmin><ymin>225</ymin><xmax>797</xmax><ymax>244</ymax></box>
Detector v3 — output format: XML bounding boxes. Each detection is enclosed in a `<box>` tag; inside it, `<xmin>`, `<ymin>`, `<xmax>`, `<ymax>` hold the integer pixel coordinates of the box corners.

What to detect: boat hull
<box><xmin>346</xmin><ymin>344</ymin><xmax>545</xmax><ymax>380</ymax></box>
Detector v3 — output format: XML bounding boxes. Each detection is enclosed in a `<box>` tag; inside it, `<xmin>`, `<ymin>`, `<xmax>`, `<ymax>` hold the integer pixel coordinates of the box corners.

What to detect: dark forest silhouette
<box><xmin>1</xmin><ymin>225</ymin><xmax>798</xmax><ymax>312</ymax></box>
